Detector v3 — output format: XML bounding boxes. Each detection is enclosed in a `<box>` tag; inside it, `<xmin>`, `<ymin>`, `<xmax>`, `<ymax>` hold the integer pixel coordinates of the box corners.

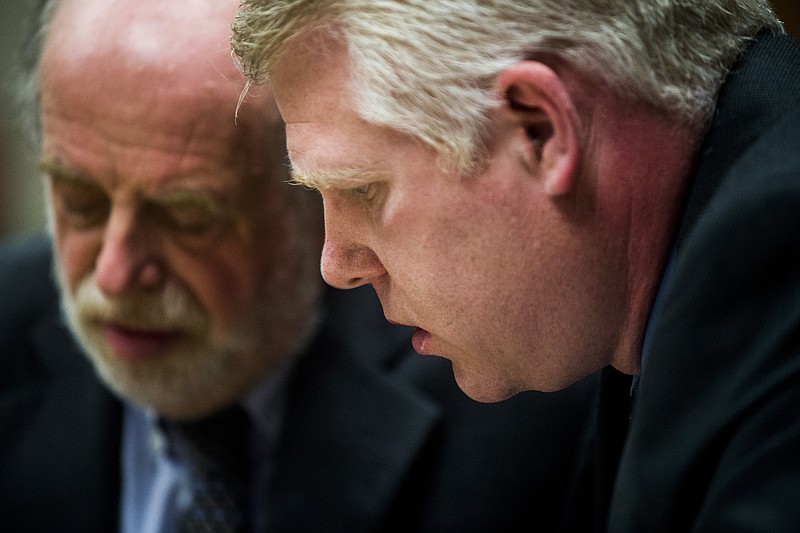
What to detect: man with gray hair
<box><xmin>232</xmin><ymin>1</ymin><xmax>800</xmax><ymax>530</ymax></box>
<box><xmin>0</xmin><ymin>0</ymin><xmax>600</xmax><ymax>531</ymax></box>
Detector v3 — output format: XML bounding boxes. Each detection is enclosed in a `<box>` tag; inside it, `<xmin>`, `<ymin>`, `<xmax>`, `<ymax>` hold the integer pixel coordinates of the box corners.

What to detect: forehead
<box><xmin>42</xmin><ymin>0</ymin><xmax>241</xmax><ymax>103</ymax></box>
<box><xmin>271</xmin><ymin>36</ymin><xmax>439</xmax><ymax>192</ymax></box>
<box><xmin>270</xmin><ymin>31</ymin><xmax>353</xmax><ymax>125</ymax></box>
<box><xmin>270</xmin><ymin>34</ymin><xmax>369</xmax><ymax>173</ymax></box>
<box><xmin>40</xmin><ymin>0</ymin><xmax>285</xmax><ymax>188</ymax></box>
<box><xmin>46</xmin><ymin>0</ymin><xmax>239</xmax><ymax>64</ymax></box>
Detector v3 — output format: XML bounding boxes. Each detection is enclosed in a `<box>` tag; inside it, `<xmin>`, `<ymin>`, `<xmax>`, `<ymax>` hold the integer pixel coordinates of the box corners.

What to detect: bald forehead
<box><xmin>42</xmin><ymin>0</ymin><xmax>281</xmax><ymax>122</ymax></box>
<box><xmin>39</xmin><ymin>0</ymin><xmax>285</xmax><ymax>174</ymax></box>
<box><xmin>46</xmin><ymin>0</ymin><xmax>240</xmax><ymax>76</ymax></box>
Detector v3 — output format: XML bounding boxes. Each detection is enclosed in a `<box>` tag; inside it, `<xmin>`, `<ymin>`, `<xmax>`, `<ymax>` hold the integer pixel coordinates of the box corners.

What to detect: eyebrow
<box><xmin>290</xmin><ymin>167</ymin><xmax>387</xmax><ymax>190</ymax></box>
<box><xmin>40</xmin><ymin>156</ymin><xmax>224</xmax><ymax>212</ymax></box>
<box><xmin>151</xmin><ymin>188</ymin><xmax>224</xmax><ymax>215</ymax></box>
<box><xmin>39</xmin><ymin>157</ymin><xmax>89</xmax><ymax>185</ymax></box>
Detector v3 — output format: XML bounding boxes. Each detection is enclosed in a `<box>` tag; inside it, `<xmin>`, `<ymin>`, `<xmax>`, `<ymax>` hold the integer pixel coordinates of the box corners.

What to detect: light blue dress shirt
<box><xmin>119</xmin><ymin>361</ymin><xmax>293</xmax><ymax>533</ymax></box>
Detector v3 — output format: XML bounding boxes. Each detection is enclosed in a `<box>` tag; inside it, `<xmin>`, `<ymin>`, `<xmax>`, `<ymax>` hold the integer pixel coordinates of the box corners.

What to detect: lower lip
<box><xmin>411</xmin><ymin>328</ymin><xmax>432</xmax><ymax>355</ymax></box>
<box><xmin>103</xmin><ymin>324</ymin><xmax>180</xmax><ymax>360</ymax></box>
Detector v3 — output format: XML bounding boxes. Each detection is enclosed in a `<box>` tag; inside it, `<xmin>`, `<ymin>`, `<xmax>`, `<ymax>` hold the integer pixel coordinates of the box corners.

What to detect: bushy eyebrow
<box><xmin>40</xmin><ymin>156</ymin><xmax>224</xmax><ymax>213</ymax></box>
<box><xmin>39</xmin><ymin>156</ymin><xmax>89</xmax><ymax>185</ymax></box>
<box><xmin>290</xmin><ymin>167</ymin><xmax>387</xmax><ymax>190</ymax></box>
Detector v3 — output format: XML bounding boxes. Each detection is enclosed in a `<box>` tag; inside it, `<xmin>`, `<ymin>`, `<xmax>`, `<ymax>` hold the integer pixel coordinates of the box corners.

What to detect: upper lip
<box><xmin>384</xmin><ymin>314</ymin><xmax>410</xmax><ymax>327</ymax></box>
<box><xmin>385</xmin><ymin>316</ymin><xmax>420</xmax><ymax>331</ymax></box>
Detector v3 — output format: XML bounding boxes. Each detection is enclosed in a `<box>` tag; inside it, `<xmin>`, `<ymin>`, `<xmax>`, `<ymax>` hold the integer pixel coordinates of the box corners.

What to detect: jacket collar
<box><xmin>676</xmin><ymin>31</ymin><xmax>800</xmax><ymax>250</ymax></box>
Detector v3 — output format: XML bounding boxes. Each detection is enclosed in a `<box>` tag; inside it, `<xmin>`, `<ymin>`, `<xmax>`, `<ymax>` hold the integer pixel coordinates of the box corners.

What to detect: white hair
<box><xmin>233</xmin><ymin>0</ymin><xmax>781</xmax><ymax>173</ymax></box>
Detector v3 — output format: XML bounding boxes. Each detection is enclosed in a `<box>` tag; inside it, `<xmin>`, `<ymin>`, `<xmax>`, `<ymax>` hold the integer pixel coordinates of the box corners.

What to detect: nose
<box><xmin>321</xmin><ymin>239</ymin><xmax>386</xmax><ymax>289</ymax></box>
<box><xmin>319</xmin><ymin>195</ymin><xmax>386</xmax><ymax>289</ymax></box>
<box><xmin>94</xmin><ymin>209</ymin><xmax>164</xmax><ymax>296</ymax></box>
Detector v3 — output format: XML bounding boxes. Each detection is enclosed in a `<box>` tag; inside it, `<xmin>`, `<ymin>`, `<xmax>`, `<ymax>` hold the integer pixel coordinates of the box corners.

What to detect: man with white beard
<box><xmin>0</xmin><ymin>0</ymin><xmax>598</xmax><ymax>531</ymax></box>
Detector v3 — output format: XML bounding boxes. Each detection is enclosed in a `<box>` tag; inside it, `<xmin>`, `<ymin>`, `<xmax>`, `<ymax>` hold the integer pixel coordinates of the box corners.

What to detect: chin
<box><xmin>83</xmin><ymin>334</ymin><xmax>254</xmax><ymax>420</ymax></box>
<box><xmin>451</xmin><ymin>365</ymin><xmax>522</xmax><ymax>404</ymax></box>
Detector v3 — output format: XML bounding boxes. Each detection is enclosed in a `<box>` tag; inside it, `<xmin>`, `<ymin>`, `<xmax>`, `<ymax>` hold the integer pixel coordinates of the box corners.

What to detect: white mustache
<box><xmin>71</xmin><ymin>275</ymin><xmax>207</xmax><ymax>333</ymax></box>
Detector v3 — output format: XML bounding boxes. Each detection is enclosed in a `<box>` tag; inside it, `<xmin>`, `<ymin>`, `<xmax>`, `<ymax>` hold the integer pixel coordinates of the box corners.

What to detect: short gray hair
<box><xmin>232</xmin><ymin>0</ymin><xmax>781</xmax><ymax>174</ymax></box>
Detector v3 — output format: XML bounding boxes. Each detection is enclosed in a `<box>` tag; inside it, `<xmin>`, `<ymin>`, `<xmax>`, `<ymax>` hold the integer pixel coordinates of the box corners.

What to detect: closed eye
<box><xmin>354</xmin><ymin>183</ymin><xmax>372</xmax><ymax>196</ymax></box>
<box><xmin>148</xmin><ymin>191</ymin><xmax>231</xmax><ymax>247</ymax></box>
<box><xmin>46</xmin><ymin>173</ymin><xmax>110</xmax><ymax>229</ymax></box>
<box><xmin>348</xmin><ymin>182</ymin><xmax>386</xmax><ymax>206</ymax></box>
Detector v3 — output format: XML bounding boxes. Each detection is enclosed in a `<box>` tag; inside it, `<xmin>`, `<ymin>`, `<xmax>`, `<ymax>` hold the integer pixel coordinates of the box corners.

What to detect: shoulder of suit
<box><xmin>0</xmin><ymin>233</ymin><xmax>58</xmax><ymax>317</ymax></box>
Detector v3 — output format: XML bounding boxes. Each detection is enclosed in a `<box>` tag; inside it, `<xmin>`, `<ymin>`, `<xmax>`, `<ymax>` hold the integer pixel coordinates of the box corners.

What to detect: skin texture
<box><xmin>39</xmin><ymin>0</ymin><xmax>322</xmax><ymax>419</ymax></box>
<box><xmin>271</xmin><ymin>33</ymin><xmax>700</xmax><ymax>401</ymax></box>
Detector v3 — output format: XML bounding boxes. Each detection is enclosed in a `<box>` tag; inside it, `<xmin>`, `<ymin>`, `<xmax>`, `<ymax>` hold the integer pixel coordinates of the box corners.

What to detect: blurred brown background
<box><xmin>1</xmin><ymin>1</ymin><xmax>799</xmax><ymax>240</ymax></box>
<box><xmin>773</xmin><ymin>0</ymin><xmax>800</xmax><ymax>37</ymax></box>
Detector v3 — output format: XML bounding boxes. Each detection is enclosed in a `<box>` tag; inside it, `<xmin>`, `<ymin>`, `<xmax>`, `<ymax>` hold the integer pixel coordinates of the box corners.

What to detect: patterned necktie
<box><xmin>171</xmin><ymin>406</ymin><xmax>250</xmax><ymax>533</ymax></box>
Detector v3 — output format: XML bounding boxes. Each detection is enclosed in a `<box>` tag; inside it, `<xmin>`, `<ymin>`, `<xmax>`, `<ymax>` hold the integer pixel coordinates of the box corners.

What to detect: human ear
<box><xmin>495</xmin><ymin>62</ymin><xmax>580</xmax><ymax>197</ymax></box>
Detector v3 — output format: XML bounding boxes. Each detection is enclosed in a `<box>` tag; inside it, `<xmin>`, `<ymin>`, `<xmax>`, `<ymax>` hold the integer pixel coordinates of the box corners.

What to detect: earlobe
<box><xmin>496</xmin><ymin>62</ymin><xmax>580</xmax><ymax>197</ymax></box>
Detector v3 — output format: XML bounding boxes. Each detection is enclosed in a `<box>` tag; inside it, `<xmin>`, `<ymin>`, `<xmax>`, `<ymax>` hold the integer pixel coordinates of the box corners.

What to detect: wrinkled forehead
<box><xmin>41</xmin><ymin>0</ymin><xmax>282</xmax><ymax>136</ymax></box>
<box><xmin>39</xmin><ymin>0</ymin><xmax>287</xmax><ymax>185</ymax></box>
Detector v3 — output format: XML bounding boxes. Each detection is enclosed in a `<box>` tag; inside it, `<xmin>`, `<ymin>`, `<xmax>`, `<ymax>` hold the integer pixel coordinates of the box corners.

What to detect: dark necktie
<box><xmin>171</xmin><ymin>406</ymin><xmax>251</xmax><ymax>533</ymax></box>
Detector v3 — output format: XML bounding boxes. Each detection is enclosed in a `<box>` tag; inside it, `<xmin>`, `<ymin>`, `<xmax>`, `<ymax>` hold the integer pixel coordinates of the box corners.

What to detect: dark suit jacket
<box><xmin>605</xmin><ymin>32</ymin><xmax>800</xmax><ymax>531</ymax></box>
<box><xmin>0</xmin><ymin>235</ymin><xmax>598</xmax><ymax>532</ymax></box>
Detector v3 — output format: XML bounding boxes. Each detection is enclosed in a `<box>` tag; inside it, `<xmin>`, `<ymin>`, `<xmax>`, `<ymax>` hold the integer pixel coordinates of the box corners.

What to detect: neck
<box><xmin>592</xmin><ymin>101</ymin><xmax>704</xmax><ymax>375</ymax></box>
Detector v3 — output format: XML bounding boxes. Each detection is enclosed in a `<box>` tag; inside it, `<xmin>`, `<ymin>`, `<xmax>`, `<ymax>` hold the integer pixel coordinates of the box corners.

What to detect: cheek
<box><xmin>380</xmin><ymin>187</ymin><xmax>479</xmax><ymax>287</ymax></box>
<box><xmin>53</xmin><ymin>226</ymin><xmax>103</xmax><ymax>295</ymax></box>
<box><xmin>175</xmin><ymin>258</ymin><xmax>249</xmax><ymax>319</ymax></box>
<box><xmin>416</xmin><ymin>197</ymin><xmax>539</xmax><ymax>307</ymax></box>
<box><xmin>168</xmin><ymin>241</ymin><xmax>271</xmax><ymax>332</ymax></box>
